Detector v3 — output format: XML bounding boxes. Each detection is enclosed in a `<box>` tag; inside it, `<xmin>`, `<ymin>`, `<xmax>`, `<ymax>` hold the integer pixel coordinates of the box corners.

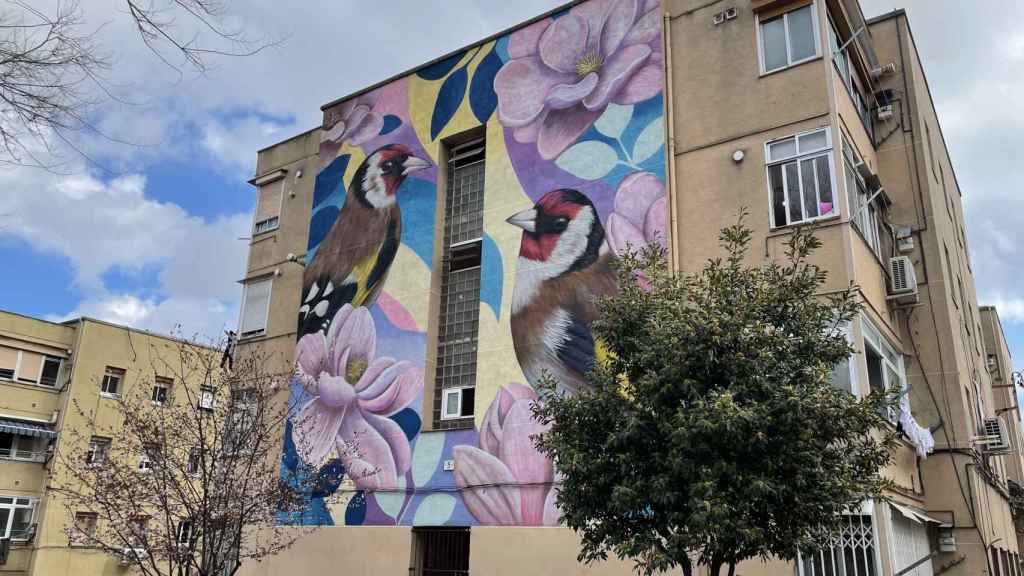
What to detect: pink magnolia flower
<box><xmin>495</xmin><ymin>0</ymin><xmax>663</xmax><ymax>160</ymax></box>
<box><xmin>453</xmin><ymin>384</ymin><xmax>559</xmax><ymax>526</ymax></box>
<box><xmin>321</xmin><ymin>95</ymin><xmax>384</xmax><ymax>148</ymax></box>
<box><xmin>292</xmin><ymin>304</ymin><xmax>422</xmax><ymax>490</ymax></box>
<box><xmin>606</xmin><ymin>171</ymin><xmax>667</xmax><ymax>256</ymax></box>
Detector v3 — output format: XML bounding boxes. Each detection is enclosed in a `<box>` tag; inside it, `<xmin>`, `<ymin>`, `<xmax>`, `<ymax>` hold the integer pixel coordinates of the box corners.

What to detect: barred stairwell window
<box><xmin>766</xmin><ymin>128</ymin><xmax>836</xmax><ymax>228</ymax></box>
<box><xmin>799</xmin><ymin>513</ymin><xmax>880</xmax><ymax>576</ymax></box>
<box><xmin>434</xmin><ymin>139</ymin><xmax>485</xmax><ymax>430</ymax></box>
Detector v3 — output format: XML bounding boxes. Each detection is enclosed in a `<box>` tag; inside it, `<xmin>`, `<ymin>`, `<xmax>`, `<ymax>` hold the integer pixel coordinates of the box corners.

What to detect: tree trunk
<box><xmin>727</xmin><ymin>562</ymin><xmax>736</xmax><ymax>576</ymax></box>
<box><xmin>680</xmin><ymin>555</ymin><xmax>693</xmax><ymax>576</ymax></box>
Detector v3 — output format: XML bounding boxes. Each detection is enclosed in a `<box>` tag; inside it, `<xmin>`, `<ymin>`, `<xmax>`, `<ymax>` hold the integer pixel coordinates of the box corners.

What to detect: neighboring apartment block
<box><xmin>233</xmin><ymin>1</ymin><xmax>1023</xmax><ymax>575</ymax></box>
<box><xmin>0</xmin><ymin>311</ymin><xmax>210</xmax><ymax>575</ymax></box>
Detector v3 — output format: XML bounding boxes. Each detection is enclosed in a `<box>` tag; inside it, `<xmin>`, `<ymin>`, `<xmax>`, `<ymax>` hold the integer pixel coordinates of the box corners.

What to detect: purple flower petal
<box><xmin>320</xmin><ymin>119</ymin><xmax>349</xmax><ymax>145</ymax></box>
<box><xmin>545</xmin><ymin>73</ymin><xmax>599</xmax><ymax>110</ymax></box>
<box><xmin>498</xmin><ymin>401</ymin><xmax>552</xmax><ymax>525</ymax></box>
<box><xmin>573</xmin><ymin>0</ymin><xmax>612</xmax><ymax>56</ymax></box>
<box><xmin>606</xmin><ymin>212</ymin><xmax>646</xmax><ymax>256</ymax></box>
<box><xmin>644</xmin><ymin>196</ymin><xmax>668</xmax><ymax>249</ymax></box>
<box><xmin>356</xmin><ymin>360</ymin><xmax>422</xmax><ymax>416</ymax></box>
<box><xmin>536</xmin><ymin>106</ymin><xmax>601</xmax><ymax>160</ymax></box>
<box><xmin>538</xmin><ymin>14</ymin><xmax>589</xmax><ymax>75</ymax></box>
<box><xmin>328</xmin><ymin>305</ymin><xmax>376</xmax><ymax>376</ymax></box>
<box><xmin>623</xmin><ymin>7</ymin><xmax>661</xmax><ymax>47</ymax></box>
<box><xmin>317</xmin><ymin>371</ymin><xmax>357</xmax><ymax>408</ymax></box>
<box><xmin>453</xmin><ymin>446</ymin><xmax>522</xmax><ymax>525</ymax></box>
<box><xmin>512</xmin><ymin>109</ymin><xmax>548</xmax><ymax>144</ymax></box>
<box><xmin>615</xmin><ymin>172</ymin><xmax>664</xmax><ymax>228</ymax></box>
<box><xmin>495</xmin><ymin>57</ymin><xmax>573</xmax><ymax>128</ymax></box>
<box><xmin>600</xmin><ymin>0</ymin><xmax>638</xmax><ymax>57</ymax></box>
<box><xmin>583</xmin><ymin>44</ymin><xmax>651</xmax><ymax>111</ymax></box>
<box><xmin>337</xmin><ymin>409</ymin><xmax>410</xmax><ymax>490</ymax></box>
<box><xmin>343</xmin><ymin>104</ymin><xmax>371</xmax><ymax>134</ymax></box>
<box><xmin>612</xmin><ymin>63</ymin><xmax>663</xmax><ymax>105</ymax></box>
<box><xmin>295</xmin><ymin>332</ymin><xmax>328</xmax><ymax>391</ymax></box>
<box><xmin>291</xmin><ymin>398</ymin><xmax>347</xmax><ymax>466</ymax></box>
<box><xmin>347</xmin><ymin>112</ymin><xmax>385</xmax><ymax>146</ymax></box>
<box><xmin>508</xmin><ymin>18</ymin><xmax>550</xmax><ymax>58</ymax></box>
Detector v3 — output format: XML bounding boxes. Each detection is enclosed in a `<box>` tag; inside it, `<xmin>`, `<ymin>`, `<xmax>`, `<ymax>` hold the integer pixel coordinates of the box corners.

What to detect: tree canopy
<box><xmin>533</xmin><ymin>217</ymin><xmax>897</xmax><ymax>576</ymax></box>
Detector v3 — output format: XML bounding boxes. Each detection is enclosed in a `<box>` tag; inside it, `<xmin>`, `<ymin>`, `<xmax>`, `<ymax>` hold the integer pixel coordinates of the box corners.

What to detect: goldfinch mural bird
<box><xmin>507</xmin><ymin>189</ymin><xmax>618</xmax><ymax>395</ymax></box>
<box><xmin>299</xmin><ymin>144</ymin><xmax>430</xmax><ymax>337</ymax></box>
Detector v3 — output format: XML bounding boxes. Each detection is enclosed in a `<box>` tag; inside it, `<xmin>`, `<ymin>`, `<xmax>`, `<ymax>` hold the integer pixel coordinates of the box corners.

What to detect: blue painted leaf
<box><xmin>412</xmin><ymin>493</ymin><xmax>457</xmax><ymax>525</ymax></box>
<box><xmin>280</xmin><ymin>421</ymin><xmax>299</xmax><ymax>471</ymax></box>
<box><xmin>392</xmin><ymin>407</ymin><xmax>421</xmax><ymax>441</ymax></box>
<box><xmin>417</xmin><ymin>53</ymin><xmax>465</xmax><ymax>80</ymax></box>
<box><xmin>594</xmin><ymin>104</ymin><xmax>634</xmax><ymax>139</ymax></box>
<box><xmin>345</xmin><ymin>491</ymin><xmax>367</xmax><ymax>525</ymax></box>
<box><xmin>411</xmin><ymin>432</ymin><xmax>446</xmax><ymax>486</ymax></box>
<box><xmin>632</xmin><ymin>117</ymin><xmax>666</xmax><ymax>164</ymax></box>
<box><xmin>469</xmin><ymin>48</ymin><xmax>502</xmax><ymax>123</ymax></box>
<box><xmin>307</xmin><ymin>206</ymin><xmax>340</xmax><ymax>251</ymax></box>
<box><xmin>380</xmin><ymin>115</ymin><xmax>402</xmax><ymax>135</ymax></box>
<box><xmin>375</xmin><ymin>476</ymin><xmax>407</xmax><ymax>519</ymax></box>
<box><xmin>311</xmin><ymin>459</ymin><xmax>345</xmax><ymax>498</ymax></box>
<box><xmin>430</xmin><ymin>67</ymin><xmax>468</xmax><ymax>140</ymax></box>
<box><xmin>555</xmin><ymin>140</ymin><xmax>619</xmax><ymax>180</ymax></box>
<box><xmin>480</xmin><ymin>233</ymin><xmax>503</xmax><ymax>319</ymax></box>
<box><xmin>312</xmin><ymin>154</ymin><xmax>349</xmax><ymax>209</ymax></box>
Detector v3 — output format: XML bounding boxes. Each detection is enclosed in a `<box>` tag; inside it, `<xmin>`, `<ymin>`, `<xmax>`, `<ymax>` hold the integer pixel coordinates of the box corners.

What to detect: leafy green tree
<box><xmin>533</xmin><ymin>216</ymin><xmax>897</xmax><ymax>576</ymax></box>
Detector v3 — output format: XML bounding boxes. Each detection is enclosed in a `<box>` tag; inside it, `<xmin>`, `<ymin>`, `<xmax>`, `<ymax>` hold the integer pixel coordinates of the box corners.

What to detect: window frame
<box><xmin>71</xmin><ymin>511</ymin><xmax>99</xmax><ymax>546</ymax></box>
<box><xmin>151</xmin><ymin>377</ymin><xmax>172</xmax><ymax>406</ymax></box>
<box><xmin>440</xmin><ymin>386</ymin><xmax>475</xmax><ymax>421</ymax></box>
<box><xmin>238</xmin><ymin>277</ymin><xmax>273</xmax><ymax>340</ymax></box>
<box><xmin>764</xmin><ymin>127</ymin><xmax>839</xmax><ymax>229</ymax></box>
<box><xmin>86</xmin><ymin>437</ymin><xmax>111</xmax><ymax>467</ymax></box>
<box><xmin>842</xmin><ymin>135</ymin><xmax>883</xmax><ymax>258</ymax></box>
<box><xmin>757</xmin><ymin>1</ymin><xmax>821</xmax><ymax>75</ymax></box>
<box><xmin>861</xmin><ymin>316</ymin><xmax>906</xmax><ymax>423</ymax></box>
<box><xmin>0</xmin><ymin>433</ymin><xmax>44</xmax><ymax>462</ymax></box>
<box><xmin>100</xmin><ymin>366</ymin><xmax>125</xmax><ymax>398</ymax></box>
<box><xmin>0</xmin><ymin>496</ymin><xmax>38</xmax><ymax>541</ymax></box>
<box><xmin>39</xmin><ymin>355</ymin><xmax>63</xmax><ymax>387</ymax></box>
<box><xmin>797</xmin><ymin>502</ymin><xmax>881</xmax><ymax>576</ymax></box>
<box><xmin>198</xmin><ymin>386</ymin><xmax>216</xmax><ymax>411</ymax></box>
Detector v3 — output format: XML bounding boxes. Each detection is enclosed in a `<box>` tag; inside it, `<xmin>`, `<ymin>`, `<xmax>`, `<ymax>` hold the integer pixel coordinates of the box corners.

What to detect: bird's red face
<box><xmin>506</xmin><ymin>189</ymin><xmax>604</xmax><ymax>276</ymax></box>
<box><xmin>358</xmin><ymin>144</ymin><xmax>430</xmax><ymax>208</ymax></box>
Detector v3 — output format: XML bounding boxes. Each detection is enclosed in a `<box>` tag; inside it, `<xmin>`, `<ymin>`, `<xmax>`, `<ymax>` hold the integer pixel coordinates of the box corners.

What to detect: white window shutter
<box><xmin>240</xmin><ymin>279</ymin><xmax>272</xmax><ymax>336</ymax></box>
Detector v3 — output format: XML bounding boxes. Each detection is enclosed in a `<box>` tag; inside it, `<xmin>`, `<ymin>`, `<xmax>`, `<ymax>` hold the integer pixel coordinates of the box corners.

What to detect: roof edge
<box><xmin>866</xmin><ymin>8</ymin><xmax>906</xmax><ymax>25</ymax></box>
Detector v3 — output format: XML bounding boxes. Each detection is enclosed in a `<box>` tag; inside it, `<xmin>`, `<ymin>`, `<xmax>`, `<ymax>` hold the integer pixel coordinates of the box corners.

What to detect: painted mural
<box><xmin>281</xmin><ymin>0</ymin><xmax>667</xmax><ymax>527</ymax></box>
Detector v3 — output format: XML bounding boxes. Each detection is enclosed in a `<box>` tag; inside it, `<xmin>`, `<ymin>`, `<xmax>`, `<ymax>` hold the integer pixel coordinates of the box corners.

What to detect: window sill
<box><xmin>768</xmin><ymin>211</ymin><xmax>841</xmax><ymax>235</ymax></box>
<box><xmin>0</xmin><ymin>378</ymin><xmax>61</xmax><ymax>394</ymax></box>
<box><xmin>759</xmin><ymin>54</ymin><xmax>822</xmax><ymax>78</ymax></box>
<box><xmin>99</xmin><ymin>392</ymin><xmax>121</xmax><ymax>400</ymax></box>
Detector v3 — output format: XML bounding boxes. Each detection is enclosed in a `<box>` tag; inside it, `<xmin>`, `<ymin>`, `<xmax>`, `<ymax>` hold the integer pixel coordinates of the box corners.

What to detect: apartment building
<box><xmin>234</xmin><ymin>1</ymin><xmax>1024</xmax><ymax>575</ymax></box>
<box><xmin>0</xmin><ymin>311</ymin><xmax>212</xmax><ymax>575</ymax></box>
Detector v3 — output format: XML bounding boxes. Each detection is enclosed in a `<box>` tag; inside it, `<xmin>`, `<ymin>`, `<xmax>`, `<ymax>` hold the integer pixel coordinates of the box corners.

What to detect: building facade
<box><xmin>0</xmin><ymin>311</ymin><xmax>213</xmax><ymax>575</ymax></box>
<box><xmin>234</xmin><ymin>1</ymin><xmax>1024</xmax><ymax>575</ymax></box>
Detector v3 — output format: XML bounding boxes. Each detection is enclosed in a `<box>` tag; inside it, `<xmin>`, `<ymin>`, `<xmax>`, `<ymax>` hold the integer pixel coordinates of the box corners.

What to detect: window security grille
<box><xmin>413</xmin><ymin>527</ymin><xmax>470</xmax><ymax>576</ymax></box>
<box><xmin>799</xmin><ymin>515</ymin><xmax>879</xmax><ymax>576</ymax></box>
<box><xmin>433</xmin><ymin>140</ymin><xmax>485</xmax><ymax>430</ymax></box>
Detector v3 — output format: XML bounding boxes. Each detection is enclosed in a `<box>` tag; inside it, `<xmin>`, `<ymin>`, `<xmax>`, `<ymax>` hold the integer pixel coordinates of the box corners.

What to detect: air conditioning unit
<box><xmin>888</xmin><ymin>256</ymin><xmax>918</xmax><ymax>300</ymax></box>
<box><xmin>871</xmin><ymin>62</ymin><xmax>898</xmax><ymax>78</ymax></box>
<box><xmin>979</xmin><ymin>417</ymin><xmax>1012</xmax><ymax>454</ymax></box>
<box><xmin>120</xmin><ymin>548</ymin><xmax>148</xmax><ymax>566</ymax></box>
<box><xmin>876</xmin><ymin>105</ymin><xmax>894</xmax><ymax>121</ymax></box>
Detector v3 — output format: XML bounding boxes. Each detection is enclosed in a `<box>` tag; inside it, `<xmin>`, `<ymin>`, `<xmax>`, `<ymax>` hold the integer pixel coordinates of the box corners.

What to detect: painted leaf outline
<box><xmin>470</xmin><ymin>47</ymin><xmax>502</xmax><ymax>123</ymax></box>
<box><xmin>417</xmin><ymin>52</ymin><xmax>464</xmax><ymax>80</ymax></box>
<box><xmin>555</xmin><ymin>140</ymin><xmax>619</xmax><ymax>180</ymax></box>
<box><xmin>594</xmin><ymin>103</ymin><xmax>634</xmax><ymax>139</ymax></box>
<box><xmin>380</xmin><ymin>115</ymin><xmax>402</xmax><ymax>135</ymax></box>
<box><xmin>632</xmin><ymin>117</ymin><xmax>666</xmax><ymax>163</ymax></box>
<box><xmin>430</xmin><ymin>66</ymin><xmax>468</xmax><ymax>140</ymax></box>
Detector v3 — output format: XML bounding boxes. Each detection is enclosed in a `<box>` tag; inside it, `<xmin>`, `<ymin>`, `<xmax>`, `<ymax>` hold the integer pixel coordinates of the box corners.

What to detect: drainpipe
<box><xmin>662</xmin><ymin>7</ymin><xmax>681</xmax><ymax>273</ymax></box>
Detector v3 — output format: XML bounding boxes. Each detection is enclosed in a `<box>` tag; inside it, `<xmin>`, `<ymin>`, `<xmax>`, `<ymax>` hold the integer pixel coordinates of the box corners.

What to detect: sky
<box><xmin>0</xmin><ymin>0</ymin><xmax>1021</xmax><ymax>373</ymax></box>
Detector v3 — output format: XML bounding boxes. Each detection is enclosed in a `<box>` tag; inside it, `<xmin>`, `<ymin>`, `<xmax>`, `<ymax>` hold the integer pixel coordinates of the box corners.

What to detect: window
<box><xmin>139</xmin><ymin>443</ymin><xmax>159</xmax><ymax>472</ymax></box>
<box><xmin>413</xmin><ymin>527</ymin><xmax>470</xmax><ymax>576</ymax></box>
<box><xmin>186</xmin><ymin>448</ymin><xmax>202</xmax><ymax>475</ymax></box>
<box><xmin>199</xmin><ymin>386</ymin><xmax>216</xmax><ymax>411</ymax></box>
<box><xmin>0</xmin><ymin>433</ymin><xmax>43</xmax><ymax>462</ymax></box>
<box><xmin>176</xmin><ymin>519</ymin><xmax>192</xmax><ymax>547</ymax></box>
<box><xmin>433</xmin><ymin>140</ymin><xmax>485</xmax><ymax>430</ymax></box>
<box><xmin>0</xmin><ymin>497</ymin><xmax>37</xmax><ymax>540</ymax></box>
<box><xmin>225</xmin><ymin>391</ymin><xmax>255</xmax><ymax>453</ymax></box>
<box><xmin>151</xmin><ymin>377</ymin><xmax>171</xmax><ymax>406</ymax></box>
<box><xmin>829</xmin><ymin>323</ymin><xmax>855</xmax><ymax>394</ymax></box>
<box><xmin>799</xmin><ymin>513</ymin><xmax>879</xmax><ymax>576</ymax></box>
<box><xmin>890</xmin><ymin>508</ymin><xmax>933</xmax><ymax>576</ymax></box>
<box><xmin>39</xmin><ymin>355</ymin><xmax>62</xmax><ymax>387</ymax></box>
<box><xmin>766</xmin><ymin>128</ymin><xmax>836</xmax><ymax>227</ymax></box>
<box><xmin>239</xmin><ymin>278</ymin><xmax>272</xmax><ymax>338</ymax></box>
<box><xmin>252</xmin><ymin>174</ymin><xmax>284</xmax><ymax>235</ymax></box>
<box><xmin>100</xmin><ymin>367</ymin><xmax>125</xmax><ymax>396</ymax></box>
<box><xmin>0</xmin><ymin>346</ymin><xmax>16</xmax><ymax>380</ymax></box>
<box><xmin>72</xmin><ymin>512</ymin><xmax>98</xmax><ymax>545</ymax></box>
<box><xmin>86</xmin><ymin>437</ymin><xmax>111</xmax><ymax>466</ymax></box>
<box><xmin>759</xmin><ymin>3</ymin><xmax>819</xmax><ymax>74</ymax></box>
<box><xmin>843</xmin><ymin>136</ymin><xmax>883</xmax><ymax>257</ymax></box>
<box><xmin>862</xmin><ymin>317</ymin><xmax>905</xmax><ymax>422</ymax></box>
<box><xmin>828</xmin><ymin>17</ymin><xmax>873</xmax><ymax>136</ymax></box>
<box><xmin>128</xmin><ymin>517</ymin><xmax>148</xmax><ymax>548</ymax></box>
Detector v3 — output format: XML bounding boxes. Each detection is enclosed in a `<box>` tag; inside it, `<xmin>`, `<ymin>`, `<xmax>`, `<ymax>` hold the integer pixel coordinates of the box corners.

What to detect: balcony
<box><xmin>0</xmin><ymin>418</ymin><xmax>57</xmax><ymax>463</ymax></box>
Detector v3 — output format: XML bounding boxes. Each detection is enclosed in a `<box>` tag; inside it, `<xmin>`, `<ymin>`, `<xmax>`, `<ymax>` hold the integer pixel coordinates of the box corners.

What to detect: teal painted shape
<box><xmin>412</xmin><ymin>494</ymin><xmax>457</xmax><ymax>525</ymax></box>
<box><xmin>411</xmin><ymin>432</ymin><xmax>446</xmax><ymax>486</ymax></box>
<box><xmin>555</xmin><ymin>140</ymin><xmax>619</xmax><ymax>180</ymax></box>
<box><xmin>430</xmin><ymin>67</ymin><xmax>468</xmax><ymax>140</ymax></box>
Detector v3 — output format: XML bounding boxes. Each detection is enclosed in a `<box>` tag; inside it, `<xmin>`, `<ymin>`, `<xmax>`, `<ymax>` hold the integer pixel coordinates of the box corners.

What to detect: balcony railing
<box><xmin>0</xmin><ymin>449</ymin><xmax>46</xmax><ymax>463</ymax></box>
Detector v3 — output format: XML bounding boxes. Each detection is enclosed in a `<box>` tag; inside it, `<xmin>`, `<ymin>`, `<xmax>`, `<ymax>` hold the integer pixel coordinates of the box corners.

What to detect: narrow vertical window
<box><xmin>239</xmin><ymin>278</ymin><xmax>272</xmax><ymax>339</ymax></box>
<box><xmin>152</xmin><ymin>376</ymin><xmax>172</xmax><ymax>405</ymax></box>
<box><xmin>100</xmin><ymin>367</ymin><xmax>125</xmax><ymax>396</ymax></box>
<box><xmin>252</xmin><ymin>171</ymin><xmax>284</xmax><ymax>235</ymax></box>
<box><xmin>759</xmin><ymin>3</ymin><xmax>819</xmax><ymax>73</ymax></box>
<box><xmin>434</xmin><ymin>140</ymin><xmax>485</xmax><ymax>430</ymax></box>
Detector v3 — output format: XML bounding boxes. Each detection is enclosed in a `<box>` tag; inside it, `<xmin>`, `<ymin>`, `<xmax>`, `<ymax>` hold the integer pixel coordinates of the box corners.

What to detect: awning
<box><xmin>0</xmin><ymin>418</ymin><xmax>57</xmax><ymax>439</ymax></box>
<box><xmin>890</xmin><ymin>501</ymin><xmax>944</xmax><ymax>525</ymax></box>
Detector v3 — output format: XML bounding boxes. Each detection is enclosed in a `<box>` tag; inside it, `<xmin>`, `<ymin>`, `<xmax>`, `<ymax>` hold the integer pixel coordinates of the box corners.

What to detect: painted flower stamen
<box><xmin>575</xmin><ymin>52</ymin><xmax>603</xmax><ymax>77</ymax></box>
